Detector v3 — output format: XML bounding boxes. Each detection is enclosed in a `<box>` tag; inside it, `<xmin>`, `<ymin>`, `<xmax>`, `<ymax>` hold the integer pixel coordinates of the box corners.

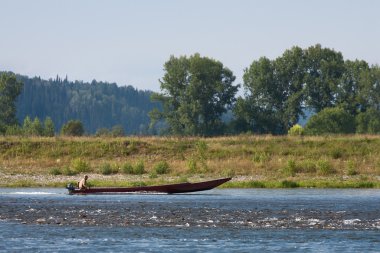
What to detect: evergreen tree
<box><xmin>43</xmin><ymin>117</ymin><xmax>55</xmax><ymax>136</ymax></box>
<box><xmin>31</xmin><ymin>117</ymin><xmax>43</xmax><ymax>136</ymax></box>
<box><xmin>22</xmin><ymin>116</ymin><xmax>33</xmax><ymax>136</ymax></box>
<box><xmin>0</xmin><ymin>72</ymin><xmax>24</xmax><ymax>133</ymax></box>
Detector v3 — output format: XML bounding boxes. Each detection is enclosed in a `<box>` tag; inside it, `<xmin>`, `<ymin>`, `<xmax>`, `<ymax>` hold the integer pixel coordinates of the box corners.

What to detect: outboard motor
<box><xmin>66</xmin><ymin>183</ymin><xmax>75</xmax><ymax>194</ymax></box>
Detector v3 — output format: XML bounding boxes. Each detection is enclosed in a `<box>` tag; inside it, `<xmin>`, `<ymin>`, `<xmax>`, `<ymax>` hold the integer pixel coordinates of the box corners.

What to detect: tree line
<box><xmin>13</xmin><ymin>74</ymin><xmax>160</xmax><ymax>135</ymax></box>
<box><xmin>1</xmin><ymin>44</ymin><xmax>380</xmax><ymax>137</ymax></box>
<box><xmin>152</xmin><ymin>45</ymin><xmax>380</xmax><ymax>136</ymax></box>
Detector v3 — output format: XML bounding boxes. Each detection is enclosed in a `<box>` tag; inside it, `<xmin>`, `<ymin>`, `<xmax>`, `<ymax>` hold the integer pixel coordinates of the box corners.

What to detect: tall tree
<box><xmin>235</xmin><ymin>47</ymin><xmax>305</xmax><ymax>134</ymax></box>
<box><xmin>150</xmin><ymin>54</ymin><xmax>238</xmax><ymax>136</ymax></box>
<box><xmin>336</xmin><ymin>60</ymin><xmax>370</xmax><ymax>115</ymax></box>
<box><xmin>303</xmin><ymin>44</ymin><xmax>345</xmax><ymax>112</ymax></box>
<box><xmin>0</xmin><ymin>73</ymin><xmax>23</xmax><ymax>132</ymax></box>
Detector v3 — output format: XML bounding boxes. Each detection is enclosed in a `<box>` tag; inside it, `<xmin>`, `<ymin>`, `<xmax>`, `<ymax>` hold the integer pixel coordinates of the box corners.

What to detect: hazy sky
<box><xmin>1</xmin><ymin>0</ymin><xmax>379</xmax><ymax>91</ymax></box>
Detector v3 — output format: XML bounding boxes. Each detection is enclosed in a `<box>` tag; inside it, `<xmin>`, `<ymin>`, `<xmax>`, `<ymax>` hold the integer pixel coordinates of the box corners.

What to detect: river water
<box><xmin>1</xmin><ymin>188</ymin><xmax>380</xmax><ymax>252</ymax></box>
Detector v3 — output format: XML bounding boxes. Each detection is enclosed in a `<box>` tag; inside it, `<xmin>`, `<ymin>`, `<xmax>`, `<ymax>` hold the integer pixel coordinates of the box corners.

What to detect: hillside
<box><xmin>15</xmin><ymin>74</ymin><xmax>161</xmax><ymax>134</ymax></box>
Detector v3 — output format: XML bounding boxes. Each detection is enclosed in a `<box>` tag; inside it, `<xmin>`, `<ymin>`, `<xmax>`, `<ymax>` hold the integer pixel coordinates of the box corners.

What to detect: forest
<box><xmin>1</xmin><ymin>44</ymin><xmax>380</xmax><ymax>136</ymax></box>
<box><xmin>14</xmin><ymin>75</ymin><xmax>160</xmax><ymax>134</ymax></box>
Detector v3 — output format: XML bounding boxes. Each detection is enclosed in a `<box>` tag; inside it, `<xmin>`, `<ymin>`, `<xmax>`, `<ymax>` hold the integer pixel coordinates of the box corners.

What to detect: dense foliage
<box><xmin>0</xmin><ymin>72</ymin><xmax>24</xmax><ymax>133</ymax></box>
<box><xmin>235</xmin><ymin>44</ymin><xmax>380</xmax><ymax>134</ymax></box>
<box><xmin>15</xmin><ymin>75</ymin><xmax>160</xmax><ymax>134</ymax></box>
<box><xmin>304</xmin><ymin>107</ymin><xmax>355</xmax><ymax>135</ymax></box>
<box><xmin>150</xmin><ymin>53</ymin><xmax>239</xmax><ymax>136</ymax></box>
<box><xmin>61</xmin><ymin>120</ymin><xmax>84</xmax><ymax>136</ymax></box>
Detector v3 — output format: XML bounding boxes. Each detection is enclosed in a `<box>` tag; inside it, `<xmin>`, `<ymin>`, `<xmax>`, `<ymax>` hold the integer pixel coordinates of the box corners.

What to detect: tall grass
<box><xmin>1</xmin><ymin>135</ymin><xmax>380</xmax><ymax>188</ymax></box>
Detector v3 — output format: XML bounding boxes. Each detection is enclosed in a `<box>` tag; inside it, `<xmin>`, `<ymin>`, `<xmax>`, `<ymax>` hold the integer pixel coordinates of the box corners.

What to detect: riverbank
<box><xmin>1</xmin><ymin>135</ymin><xmax>380</xmax><ymax>188</ymax></box>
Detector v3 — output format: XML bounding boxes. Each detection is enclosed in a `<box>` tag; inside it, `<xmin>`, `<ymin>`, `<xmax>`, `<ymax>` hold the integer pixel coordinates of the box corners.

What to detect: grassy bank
<box><xmin>0</xmin><ymin>135</ymin><xmax>380</xmax><ymax>188</ymax></box>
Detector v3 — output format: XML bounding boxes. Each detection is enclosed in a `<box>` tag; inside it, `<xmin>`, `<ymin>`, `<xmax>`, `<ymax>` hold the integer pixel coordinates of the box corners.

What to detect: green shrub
<box><xmin>122</xmin><ymin>162</ymin><xmax>134</xmax><ymax>174</ymax></box>
<box><xmin>70</xmin><ymin>158</ymin><xmax>91</xmax><ymax>173</ymax></box>
<box><xmin>304</xmin><ymin>107</ymin><xmax>355</xmax><ymax>135</ymax></box>
<box><xmin>283</xmin><ymin>159</ymin><xmax>298</xmax><ymax>176</ymax></box>
<box><xmin>331</xmin><ymin>149</ymin><xmax>343</xmax><ymax>159</ymax></box>
<box><xmin>355</xmin><ymin>108</ymin><xmax>380</xmax><ymax>134</ymax></box>
<box><xmin>316</xmin><ymin>160</ymin><xmax>335</xmax><ymax>175</ymax></box>
<box><xmin>252</xmin><ymin>152</ymin><xmax>270</xmax><ymax>164</ymax></box>
<box><xmin>62</xmin><ymin>166</ymin><xmax>77</xmax><ymax>176</ymax></box>
<box><xmin>346</xmin><ymin>160</ymin><xmax>358</xmax><ymax>176</ymax></box>
<box><xmin>133</xmin><ymin>160</ymin><xmax>145</xmax><ymax>175</ymax></box>
<box><xmin>288</xmin><ymin>124</ymin><xmax>304</xmax><ymax>136</ymax></box>
<box><xmin>61</xmin><ymin>120</ymin><xmax>84</xmax><ymax>136</ymax></box>
<box><xmin>154</xmin><ymin>161</ymin><xmax>170</xmax><ymax>174</ymax></box>
<box><xmin>49</xmin><ymin>167</ymin><xmax>62</xmax><ymax>175</ymax></box>
<box><xmin>99</xmin><ymin>163</ymin><xmax>119</xmax><ymax>175</ymax></box>
<box><xmin>187</xmin><ymin>157</ymin><xmax>198</xmax><ymax>173</ymax></box>
<box><xmin>298</xmin><ymin>159</ymin><xmax>317</xmax><ymax>173</ymax></box>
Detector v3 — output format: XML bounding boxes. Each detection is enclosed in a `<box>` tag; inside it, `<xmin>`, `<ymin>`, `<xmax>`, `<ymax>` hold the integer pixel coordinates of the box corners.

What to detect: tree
<box><xmin>336</xmin><ymin>60</ymin><xmax>370</xmax><ymax>115</ymax></box>
<box><xmin>111</xmin><ymin>125</ymin><xmax>125</xmax><ymax>137</ymax></box>
<box><xmin>355</xmin><ymin>108</ymin><xmax>380</xmax><ymax>134</ymax></box>
<box><xmin>235</xmin><ymin>47</ymin><xmax>305</xmax><ymax>134</ymax></box>
<box><xmin>150</xmin><ymin>54</ymin><xmax>238</xmax><ymax>136</ymax></box>
<box><xmin>61</xmin><ymin>120</ymin><xmax>84</xmax><ymax>136</ymax></box>
<box><xmin>304</xmin><ymin>107</ymin><xmax>355</xmax><ymax>135</ymax></box>
<box><xmin>22</xmin><ymin>116</ymin><xmax>33</xmax><ymax>136</ymax></box>
<box><xmin>303</xmin><ymin>44</ymin><xmax>345</xmax><ymax>112</ymax></box>
<box><xmin>31</xmin><ymin>117</ymin><xmax>43</xmax><ymax>136</ymax></box>
<box><xmin>0</xmin><ymin>72</ymin><xmax>23</xmax><ymax>133</ymax></box>
<box><xmin>43</xmin><ymin>117</ymin><xmax>55</xmax><ymax>136</ymax></box>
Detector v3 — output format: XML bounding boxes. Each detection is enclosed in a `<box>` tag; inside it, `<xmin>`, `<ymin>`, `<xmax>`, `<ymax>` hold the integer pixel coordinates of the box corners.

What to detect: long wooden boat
<box><xmin>66</xmin><ymin>177</ymin><xmax>231</xmax><ymax>194</ymax></box>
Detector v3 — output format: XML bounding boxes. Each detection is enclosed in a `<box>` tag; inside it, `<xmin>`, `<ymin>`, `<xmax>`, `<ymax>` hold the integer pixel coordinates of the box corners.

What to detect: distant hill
<box><xmin>14</xmin><ymin>74</ymin><xmax>161</xmax><ymax>134</ymax></box>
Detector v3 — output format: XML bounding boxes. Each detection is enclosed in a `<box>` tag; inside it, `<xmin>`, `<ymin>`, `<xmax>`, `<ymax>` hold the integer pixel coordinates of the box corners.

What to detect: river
<box><xmin>1</xmin><ymin>188</ymin><xmax>379</xmax><ymax>252</ymax></box>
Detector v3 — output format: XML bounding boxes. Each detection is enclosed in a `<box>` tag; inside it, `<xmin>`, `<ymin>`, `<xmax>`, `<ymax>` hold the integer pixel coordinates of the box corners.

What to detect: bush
<box><xmin>283</xmin><ymin>159</ymin><xmax>298</xmax><ymax>176</ymax></box>
<box><xmin>355</xmin><ymin>108</ymin><xmax>380</xmax><ymax>134</ymax></box>
<box><xmin>49</xmin><ymin>167</ymin><xmax>62</xmax><ymax>175</ymax></box>
<box><xmin>330</xmin><ymin>149</ymin><xmax>343</xmax><ymax>159</ymax></box>
<box><xmin>154</xmin><ymin>161</ymin><xmax>170</xmax><ymax>174</ymax></box>
<box><xmin>61</xmin><ymin>120</ymin><xmax>84</xmax><ymax>136</ymax></box>
<box><xmin>187</xmin><ymin>157</ymin><xmax>198</xmax><ymax>173</ymax></box>
<box><xmin>70</xmin><ymin>158</ymin><xmax>91</xmax><ymax>173</ymax></box>
<box><xmin>62</xmin><ymin>166</ymin><xmax>77</xmax><ymax>176</ymax></box>
<box><xmin>122</xmin><ymin>162</ymin><xmax>134</xmax><ymax>174</ymax></box>
<box><xmin>99</xmin><ymin>163</ymin><xmax>119</xmax><ymax>175</ymax></box>
<box><xmin>298</xmin><ymin>159</ymin><xmax>317</xmax><ymax>173</ymax></box>
<box><xmin>304</xmin><ymin>107</ymin><xmax>355</xmax><ymax>135</ymax></box>
<box><xmin>288</xmin><ymin>124</ymin><xmax>304</xmax><ymax>136</ymax></box>
<box><xmin>110</xmin><ymin>125</ymin><xmax>125</xmax><ymax>137</ymax></box>
<box><xmin>316</xmin><ymin>160</ymin><xmax>335</xmax><ymax>175</ymax></box>
<box><xmin>252</xmin><ymin>152</ymin><xmax>270</xmax><ymax>164</ymax></box>
<box><xmin>346</xmin><ymin>160</ymin><xmax>358</xmax><ymax>176</ymax></box>
<box><xmin>133</xmin><ymin>161</ymin><xmax>145</xmax><ymax>175</ymax></box>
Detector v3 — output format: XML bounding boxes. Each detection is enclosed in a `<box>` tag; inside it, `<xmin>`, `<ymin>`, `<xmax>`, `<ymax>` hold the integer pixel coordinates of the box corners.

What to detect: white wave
<box><xmin>343</xmin><ymin>219</ymin><xmax>361</xmax><ymax>225</ymax></box>
<box><xmin>5</xmin><ymin>191</ymin><xmax>57</xmax><ymax>195</ymax></box>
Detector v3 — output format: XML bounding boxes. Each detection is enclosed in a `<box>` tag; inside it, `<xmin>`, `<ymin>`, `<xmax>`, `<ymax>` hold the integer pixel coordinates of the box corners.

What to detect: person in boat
<box><xmin>78</xmin><ymin>175</ymin><xmax>88</xmax><ymax>189</ymax></box>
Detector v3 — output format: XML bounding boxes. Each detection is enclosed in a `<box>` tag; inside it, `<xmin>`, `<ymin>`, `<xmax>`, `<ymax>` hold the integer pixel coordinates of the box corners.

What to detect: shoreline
<box><xmin>1</xmin><ymin>173</ymin><xmax>379</xmax><ymax>189</ymax></box>
<box><xmin>1</xmin><ymin>135</ymin><xmax>380</xmax><ymax>189</ymax></box>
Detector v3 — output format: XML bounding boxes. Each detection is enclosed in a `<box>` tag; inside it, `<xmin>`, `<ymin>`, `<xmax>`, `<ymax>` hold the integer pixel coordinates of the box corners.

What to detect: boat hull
<box><xmin>67</xmin><ymin>177</ymin><xmax>231</xmax><ymax>194</ymax></box>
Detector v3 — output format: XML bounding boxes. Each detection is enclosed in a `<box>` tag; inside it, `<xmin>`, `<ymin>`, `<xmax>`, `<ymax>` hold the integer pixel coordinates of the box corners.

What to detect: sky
<box><xmin>1</xmin><ymin>0</ymin><xmax>380</xmax><ymax>92</ymax></box>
